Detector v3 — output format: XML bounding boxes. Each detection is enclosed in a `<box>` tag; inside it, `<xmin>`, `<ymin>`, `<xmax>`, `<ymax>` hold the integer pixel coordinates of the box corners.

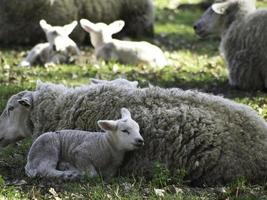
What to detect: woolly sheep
<box><xmin>25</xmin><ymin>108</ymin><xmax>144</xmax><ymax>180</ymax></box>
<box><xmin>1</xmin><ymin>81</ymin><xmax>267</xmax><ymax>186</ymax></box>
<box><xmin>0</xmin><ymin>0</ymin><xmax>154</xmax><ymax>45</ymax></box>
<box><xmin>80</xmin><ymin>19</ymin><xmax>167</xmax><ymax>67</ymax></box>
<box><xmin>19</xmin><ymin>19</ymin><xmax>80</xmax><ymax>67</ymax></box>
<box><xmin>193</xmin><ymin>0</ymin><xmax>267</xmax><ymax>90</ymax></box>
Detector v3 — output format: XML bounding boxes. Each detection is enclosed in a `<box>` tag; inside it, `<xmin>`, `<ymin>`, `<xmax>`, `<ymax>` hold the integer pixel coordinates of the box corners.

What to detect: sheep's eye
<box><xmin>122</xmin><ymin>129</ymin><xmax>130</xmax><ymax>134</ymax></box>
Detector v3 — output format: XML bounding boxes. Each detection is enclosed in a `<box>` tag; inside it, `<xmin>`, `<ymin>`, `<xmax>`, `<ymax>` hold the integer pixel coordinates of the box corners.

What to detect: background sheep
<box><xmin>193</xmin><ymin>0</ymin><xmax>267</xmax><ymax>90</ymax></box>
<box><xmin>25</xmin><ymin>108</ymin><xmax>144</xmax><ymax>180</ymax></box>
<box><xmin>0</xmin><ymin>0</ymin><xmax>154</xmax><ymax>45</ymax></box>
<box><xmin>80</xmin><ymin>19</ymin><xmax>167</xmax><ymax>67</ymax></box>
<box><xmin>19</xmin><ymin>19</ymin><xmax>80</xmax><ymax>67</ymax></box>
<box><xmin>1</xmin><ymin>81</ymin><xmax>267</xmax><ymax>186</ymax></box>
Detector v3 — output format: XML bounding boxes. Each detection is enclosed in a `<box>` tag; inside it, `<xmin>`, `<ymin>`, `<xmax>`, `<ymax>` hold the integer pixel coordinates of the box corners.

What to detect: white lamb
<box><xmin>19</xmin><ymin>19</ymin><xmax>80</xmax><ymax>67</ymax></box>
<box><xmin>25</xmin><ymin>108</ymin><xmax>144</xmax><ymax>180</ymax></box>
<box><xmin>80</xmin><ymin>19</ymin><xmax>167</xmax><ymax>67</ymax></box>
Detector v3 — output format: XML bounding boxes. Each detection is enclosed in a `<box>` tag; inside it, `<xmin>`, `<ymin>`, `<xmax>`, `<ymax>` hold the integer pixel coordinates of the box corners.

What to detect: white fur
<box><xmin>19</xmin><ymin>19</ymin><xmax>80</xmax><ymax>67</ymax></box>
<box><xmin>25</xmin><ymin>108</ymin><xmax>144</xmax><ymax>180</ymax></box>
<box><xmin>80</xmin><ymin>19</ymin><xmax>167</xmax><ymax>67</ymax></box>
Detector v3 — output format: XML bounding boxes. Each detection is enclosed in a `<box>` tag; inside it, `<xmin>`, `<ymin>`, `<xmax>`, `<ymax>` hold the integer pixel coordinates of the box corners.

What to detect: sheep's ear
<box><xmin>109</xmin><ymin>20</ymin><xmax>125</xmax><ymax>34</ymax></box>
<box><xmin>80</xmin><ymin>19</ymin><xmax>100</xmax><ymax>33</ymax></box>
<box><xmin>211</xmin><ymin>1</ymin><xmax>231</xmax><ymax>15</ymax></box>
<box><xmin>40</xmin><ymin>19</ymin><xmax>52</xmax><ymax>32</ymax></box>
<box><xmin>121</xmin><ymin>108</ymin><xmax>131</xmax><ymax>119</ymax></box>
<box><xmin>18</xmin><ymin>92</ymin><xmax>33</xmax><ymax>108</ymax></box>
<box><xmin>98</xmin><ymin>120</ymin><xmax>117</xmax><ymax>132</ymax></box>
<box><xmin>63</xmin><ymin>21</ymin><xmax>78</xmax><ymax>35</ymax></box>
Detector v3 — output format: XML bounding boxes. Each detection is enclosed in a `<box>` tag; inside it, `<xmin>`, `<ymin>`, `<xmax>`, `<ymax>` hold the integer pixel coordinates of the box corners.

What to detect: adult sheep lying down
<box><xmin>1</xmin><ymin>81</ymin><xmax>267</xmax><ymax>186</ymax></box>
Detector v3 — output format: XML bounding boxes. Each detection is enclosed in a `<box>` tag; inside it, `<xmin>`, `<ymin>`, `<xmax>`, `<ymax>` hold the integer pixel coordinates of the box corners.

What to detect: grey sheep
<box><xmin>194</xmin><ymin>0</ymin><xmax>267</xmax><ymax>90</ymax></box>
<box><xmin>1</xmin><ymin>81</ymin><xmax>267</xmax><ymax>186</ymax></box>
<box><xmin>25</xmin><ymin>108</ymin><xmax>144</xmax><ymax>180</ymax></box>
<box><xmin>0</xmin><ymin>0</ymin><xmax>154</xmax><ymax>45</ymax></box>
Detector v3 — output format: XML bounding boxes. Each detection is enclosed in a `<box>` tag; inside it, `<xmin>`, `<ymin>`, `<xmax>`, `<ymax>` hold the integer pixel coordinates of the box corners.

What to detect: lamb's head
<box><xmin>98</xmin><ymin>108</ymin><xmax>144</xmax><ymax>151</ymax></box>
<box><xmin>39</xmin><ymin>19</ymin><xmax>78</xmax><ymax>52</ymax></box>
<box><xmin>80</xmin><ymin>19</ymin><xmax>125</xmax><ymax>48</ymax></box>
<box><xmin>193</xmin><ymin>0</ymin><xmax>256</xmax><ymax>38</ymax></box>
<box><xmin>0</xmin><ymin>91</ymin><xmax>34</xmax><ymax>148</ymax></box>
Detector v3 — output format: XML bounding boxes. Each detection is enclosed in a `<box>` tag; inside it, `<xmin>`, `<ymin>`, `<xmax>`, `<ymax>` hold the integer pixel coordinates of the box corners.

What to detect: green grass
<box><xmin>0</xmin><ymin>0</ymin><xmax>267</xmax><ymax>199</ymax></box>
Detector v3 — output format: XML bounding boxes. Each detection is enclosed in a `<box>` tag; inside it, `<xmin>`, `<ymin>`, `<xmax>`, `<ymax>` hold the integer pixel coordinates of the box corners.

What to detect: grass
<box><xmin>0</xmin><ymin>0</ymin><xmax>267</xmax><ymax>199</ymax></box>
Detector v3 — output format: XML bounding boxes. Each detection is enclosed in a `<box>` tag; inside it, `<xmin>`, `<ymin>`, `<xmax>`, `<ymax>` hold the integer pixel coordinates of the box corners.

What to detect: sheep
<box><xmin>80</xmin><ymin>19</ymin><xmax>167</xmax><ymax>67</ymax></box>
<box><xmin>25</xmin><ymin>108</ymin><xmax>144</xmax><ymax>180</ymax></box>
<box><xmin>19</xmin><ymin>19</ymin><xmax>80</xmax><ymax>67</ymax></box>
<box><xmin>1</xmin><ymin>81</ymin><xmax>267</xmax><ymax>186</ymax></box>
<box><xmin>0</xmin><ymin>0</ymin><xmax>154</xmax><ymax>45</ymax></box>
<box><xmin>193</xmin><ymin>0</ymin><xmax>267</xmax><ymax>90</ymax></box>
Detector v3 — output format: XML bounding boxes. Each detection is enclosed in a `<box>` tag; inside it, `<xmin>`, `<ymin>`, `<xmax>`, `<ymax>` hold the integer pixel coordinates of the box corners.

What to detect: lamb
<box><xmin>1</xmin><ymin>81</ymin><xmax>267</xmax><ymax>186</ymax></box>
<box><xmin>19</xmin><ymin>19</ymin><xmax>80</xmax><ymax>67</ymax></box>
<box><xmin>0</xmin><ymin>0</ymin><xmax>154</xmax><ymax>45</ymax></box>
<box><xmin>25</xmin><ymin>108</ymin><xmax>144</xmax><ymax>180</ymax></box>
<box><xmin>193</xmin><ymin>0</ymin><xmax>267</xmax><ymax>90</ymax></box>
<box><xmin>80</xmin><ymin>19</ymin><xmax>167</xmax><ymax>67</ymax></box>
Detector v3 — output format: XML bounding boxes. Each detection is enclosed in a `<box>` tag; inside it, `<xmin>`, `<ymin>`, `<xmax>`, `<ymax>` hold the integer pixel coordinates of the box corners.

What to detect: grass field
<box><xmin>0</xmin><ymin>0</ymin><xmax>267</xmax><ymax>199</ymax></box>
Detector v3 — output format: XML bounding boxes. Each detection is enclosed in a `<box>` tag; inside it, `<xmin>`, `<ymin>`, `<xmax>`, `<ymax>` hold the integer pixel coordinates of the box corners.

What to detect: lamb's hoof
<box><xmin>18</xmin><ymin>61</ymin><xmax>31</xmax><ymax>67</ymax></box>
<box><xmin>62</xmin><ymin>171</ymin><xmax>81</xmax><ymax>180</ymax></box>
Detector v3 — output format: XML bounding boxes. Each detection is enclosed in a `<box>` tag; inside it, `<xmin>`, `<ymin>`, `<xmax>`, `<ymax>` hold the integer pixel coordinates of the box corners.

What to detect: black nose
<box><xmin>135</xmin><ymin>138</ymin><xmax>144</xmax><ymax>146</ymax></box>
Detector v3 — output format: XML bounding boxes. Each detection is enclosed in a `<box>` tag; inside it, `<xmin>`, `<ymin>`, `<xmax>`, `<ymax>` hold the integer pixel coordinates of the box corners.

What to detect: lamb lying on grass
<box><xmin>1</xmin><ymin>81</ymin><xmax>267</xmax><ymax>186</ymax></box>
<box><xmin>194</xmin><ymin>0</ymin><xmax>267</xmax><ymax>90</ymax></box>
<box><xmin>80</xmin><ymin>19</ymin><xmax>167</xmax><ymax>67</ymax></box>
<box><xmin>19</xmin><ymin>19</ymin><xmax>80</xmax><ymax>67</ymax></box>
<box><xmin>25</xmin><ymin>108</ymin><xmax>144</xmax><ymax>180</ymax></box>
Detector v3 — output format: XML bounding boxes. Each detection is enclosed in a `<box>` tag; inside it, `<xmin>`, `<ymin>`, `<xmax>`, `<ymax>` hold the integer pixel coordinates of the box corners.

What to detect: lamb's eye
<box><xmin>122</xmin><ymin>129</ymin><xmax>130</xmax><ymax>134</ymax></box>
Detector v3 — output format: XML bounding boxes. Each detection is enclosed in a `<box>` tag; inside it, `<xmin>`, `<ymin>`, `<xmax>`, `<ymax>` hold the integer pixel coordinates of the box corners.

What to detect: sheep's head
<box><xmin>0</xmin><ymin>91</ymin><xmax>34</xmax><ymax>148</ymax></box>
<box><xmin>40</xmin><ymin>19</ymin><xmax>78</xmax><ymax>52</ymax></box>
<box><xmin>98</xmin><ymin>108</ymin><xmax>144</xmax><ymax>151</ymax></box>
<box><xmin>193</xmin><ymin>0</ymin><xmax>255</xmax><ymax>38</ymax></box>
<box><xmin>80</xmin><ymin>19</ymin><xmax>125</xmax><ymax>48</ymax></box>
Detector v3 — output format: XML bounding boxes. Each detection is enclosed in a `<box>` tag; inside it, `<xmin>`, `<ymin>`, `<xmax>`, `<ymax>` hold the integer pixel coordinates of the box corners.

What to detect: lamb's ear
<box><xmin>39</xmin><ymin>19</ymin><xmax>52</xmax><ymax>32</ymax></box>
<box><xmin>211</xmin><ymin>1</ymin><xmax>231</xmax><ymax>15</ymax></box>
<box><xmin>109</xmin><ymin>20</ymin><xmax>125</xmax><ymax>34</ymax></box>
<box><xmin>98</xmin><ymin>120</ymin><xmax>117</xmax><ymax>132</ymax></box>
<box><xmin>64</xmin><ymin>21</ymin><xmax>78</xmax><ymax>35</ymax></box>
<box><xmin>18</xmin><ymin>92</ymin><xmax>33</xmax><ymax>108</ymax></box>
<box><xmin>121</xmin><ymin>108</ymin><xmax>131</xmax><ymax>119</ymax></box>
<box><xmin>80</xmin><ymin>19</ymin><xmax>100</xmax><ymax>33</ymax></box>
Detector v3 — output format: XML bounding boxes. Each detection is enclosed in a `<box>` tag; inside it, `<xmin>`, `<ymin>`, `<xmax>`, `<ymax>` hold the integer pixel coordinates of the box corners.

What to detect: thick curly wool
<box><xmin>0</xmin><ymin>0</ymin><xmax>154</xmax><ymax>45</ymax></box>
<box><xmin>29</xmin><ymin>82</ymin><xmax>267</xmax><ymax>186</ymax></box>
<box><xmin>221</xmin><ymin>8</ymin><xmax>267</xmax><ymax>90</ymax></box>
